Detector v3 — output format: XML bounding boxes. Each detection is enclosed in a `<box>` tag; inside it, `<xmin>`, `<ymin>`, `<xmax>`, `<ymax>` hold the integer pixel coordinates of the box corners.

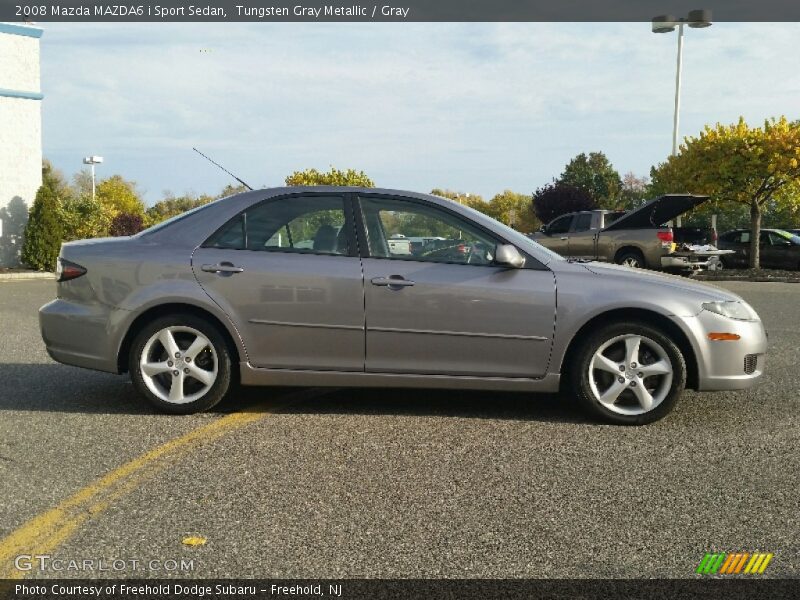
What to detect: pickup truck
<box><xmin>529</xmin><ymin>194</ymin><xmax>725</xmax><ymax>271</ymax></box>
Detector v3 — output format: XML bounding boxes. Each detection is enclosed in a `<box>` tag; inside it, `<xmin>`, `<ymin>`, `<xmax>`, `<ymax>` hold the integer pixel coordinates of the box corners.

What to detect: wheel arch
<box><xmin>117</xmin><ymin>303</ymin><xmax>243</xmax><ymax>374</ymax></box>
<box><xmin>558</xmin><ymin>308</ymin><xmax>699</xmax><ymax>391</ymax></box>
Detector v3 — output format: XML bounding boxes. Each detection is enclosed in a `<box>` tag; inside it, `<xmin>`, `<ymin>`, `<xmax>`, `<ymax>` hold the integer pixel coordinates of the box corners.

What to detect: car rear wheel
<box><xmin>570</xmin><ymin>322</ymin><xmax>686</xmax><ymax>425</ymax></box>
<box><xmin>616</xmin><ymin>250</ymin><xmax>645</xmax><ymax>269</ymax></box>
<box><xmin>130</xmin><ymin>314</ymin><xmax>232</xmax><ymax>414</ymax></box>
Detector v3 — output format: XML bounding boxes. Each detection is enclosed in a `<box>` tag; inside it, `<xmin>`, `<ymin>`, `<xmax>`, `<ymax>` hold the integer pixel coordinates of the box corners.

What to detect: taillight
<box><xmin>57</xmin><ymin>258</ymin><xmax>87</xmax><ymax>282</ymax></box>
<box><xmin>656</xmin><ymin>231</ymin><xmax>674</xmax><ymax>242</ymax></box>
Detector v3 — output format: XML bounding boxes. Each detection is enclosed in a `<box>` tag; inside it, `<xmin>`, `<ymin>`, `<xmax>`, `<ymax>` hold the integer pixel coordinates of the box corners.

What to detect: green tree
<box><xmin>619</xmin><ymin>172</ymin><xmax>650</xmax><ymax>211</ymax></box>
<box><xmin>71</xmin><ymin>169</ymin><xmax>94</xmax><ymax>200</ymax></box>
<box><xmin>217</xmin><ymin>183</ymin><xmax>249</xmax><ymax>197</ymax></box>
<box><xmin>60</xmin><ymin>195</ymin><xmax>109</xmax><ymax>241</ymax></box>
<box><xmin>559</xmin><ymin>152</ymin><xmax>622</xmax><ymax>208</ymax></box>
<box><xmin>285</xmin><ymin>167</ymin><xmax>374</xmax><ymax>187</ymax></box>
<box><xmin>650</xmin><ymin>116</ymin><xmax>800</xmax><ymax>268</ymax></box>
<box><xmin>145</xmin><ymin>193</ymin><xmax>214</xmax><ymax>226</ymax></box>
<box><xmin>21</xmin><ymin>163</ymin><xmax>64</xmax><ymax>271</ymax></box>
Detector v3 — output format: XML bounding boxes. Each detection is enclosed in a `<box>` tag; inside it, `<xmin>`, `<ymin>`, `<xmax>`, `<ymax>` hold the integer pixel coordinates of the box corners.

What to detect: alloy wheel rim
<box><xmin>587</xmin><ymin>334</ymin><xmax>673</xmax><ymax>415</ymax></box>
<box><xmin>140</xmin><ymin>326</ymin><xmax>218</xmax><ymax>404</ymax></box>
<box><xmin>622</xmin><ymin>257</ymin><xmax>641</xmax><ymax>268</ymax></box>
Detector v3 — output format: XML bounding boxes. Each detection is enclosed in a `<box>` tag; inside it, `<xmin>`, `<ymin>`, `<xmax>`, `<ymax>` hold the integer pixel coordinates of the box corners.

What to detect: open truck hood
<box><xmin>603</xmin><ymin>194</ymin><xmax>709</xmax><ymax>230</ymax></box>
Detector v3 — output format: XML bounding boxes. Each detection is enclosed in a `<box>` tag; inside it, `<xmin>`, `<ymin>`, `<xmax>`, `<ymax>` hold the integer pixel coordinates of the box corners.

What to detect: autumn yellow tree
<box><xmin>285</xmin><ymin>167</ymin><xmax>374</xmax><ymax>187</ymax></box>
<box><xmin>96</xmin><ymin>175</ymin><xmax>145</xmax><ymax>219</ymax></box>
<box><xmin>485</xmin><ymin>190</ymin><xmax>540</xmax><ymax>233</ymax></box>
<box><xmin>650</xmin><ymin>117</ymin><xmax>800</xmax><ymax>268</ymax></box>
<box><xmin>430</xmin><ymin>189</ymin><xmax>487</xmax><ymax>212</ymax></box>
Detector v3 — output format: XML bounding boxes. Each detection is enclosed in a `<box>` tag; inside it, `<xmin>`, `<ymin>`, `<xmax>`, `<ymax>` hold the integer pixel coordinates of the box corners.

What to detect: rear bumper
<box><xmin>39</xmin><ymin>299</ymin><xmax>121</xmax><ymax>373</ymax></box>
<box><xmin>661</xmin><ymin>255</ymin><xmax>723</xmax><ymax>271</ymax></box>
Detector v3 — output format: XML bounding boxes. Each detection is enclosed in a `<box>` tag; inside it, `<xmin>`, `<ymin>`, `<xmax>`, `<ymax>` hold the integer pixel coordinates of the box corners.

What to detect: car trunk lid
<box><xmin>603</xmin><ymin>194</ymin><xmax>709</xmax><ymax>231</ymax></box>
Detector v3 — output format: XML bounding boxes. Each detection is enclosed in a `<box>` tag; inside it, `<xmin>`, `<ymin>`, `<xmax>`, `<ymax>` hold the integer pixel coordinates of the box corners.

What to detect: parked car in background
<box><xmin>40</xmin><ymin>187</ymin><xmax>767</xmax><ymax>425</ymax></box>
<box><xmin>529</xmin><ymin>195</ymin><xmax>724</xmax><ymax>271</ymax></box>
<box><xmin>717</xmin><ymin>229</ymin><xmax>800</xmax><ymax>270</ymax></box>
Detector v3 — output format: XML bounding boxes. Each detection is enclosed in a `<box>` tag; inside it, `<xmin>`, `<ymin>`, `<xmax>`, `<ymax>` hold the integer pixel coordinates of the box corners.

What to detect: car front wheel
<box><xmin>570</xmin><ymin>322</ymin><xmax>686</xmax><ymax>425</ymax></box>
<box><xmin>130</xmin><ymin>314</ymin><xmax>233</xmax><ymax>414</ymax></box>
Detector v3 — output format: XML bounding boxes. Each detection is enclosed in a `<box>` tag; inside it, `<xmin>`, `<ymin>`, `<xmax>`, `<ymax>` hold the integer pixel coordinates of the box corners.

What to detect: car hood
<box><xmin>578</xmin><ymin>261</ymin><xmax>741</xmax><ymax>302</ymax></box>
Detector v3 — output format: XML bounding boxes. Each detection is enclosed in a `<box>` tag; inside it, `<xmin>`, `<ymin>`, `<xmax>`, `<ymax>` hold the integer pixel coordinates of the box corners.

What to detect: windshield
<box><xmin>774</xmin><ymin>229</ymin><xmax>800</xmax><ymax>244</ymax></box>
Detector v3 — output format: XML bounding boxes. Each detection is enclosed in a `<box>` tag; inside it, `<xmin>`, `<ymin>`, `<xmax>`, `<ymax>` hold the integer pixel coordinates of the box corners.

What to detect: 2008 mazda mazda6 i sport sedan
<box><xmin>39</xmin><ymin>187</ymin><xmax>768</xmax><ymax>424</ymax></box>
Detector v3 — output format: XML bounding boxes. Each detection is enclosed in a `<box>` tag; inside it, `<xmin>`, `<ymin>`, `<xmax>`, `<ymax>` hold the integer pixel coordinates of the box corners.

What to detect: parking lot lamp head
<box><xmin>652</xmin><ymin>15</ymin><xmax>677</xmax><ymax>33</ymax></box>
<box><xmin>687</xmin><ymin>9</ymin><xmax>713</xmax><ymax>27</ymax></box>
<box><xmin>82</xmin><ymin>155</ymin><xmax>104</xmax><ymax>202</ymax></box>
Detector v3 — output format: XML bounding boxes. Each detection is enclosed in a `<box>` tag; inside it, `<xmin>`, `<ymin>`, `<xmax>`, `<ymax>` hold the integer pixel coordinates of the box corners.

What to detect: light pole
<box><xmin>82</xmin><ymin>155</ymin><xmax>104</xmax><ymax>201</ymax></box>
<box><xmin>652</xmin><ymin>9</ymin><xmax>712</xmax><ymax>156</ymax></box>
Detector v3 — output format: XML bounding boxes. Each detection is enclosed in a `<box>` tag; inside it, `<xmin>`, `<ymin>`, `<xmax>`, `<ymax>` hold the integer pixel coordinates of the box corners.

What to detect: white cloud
<box><xmin>40</xmin><ymin>22</ymin><xmax>800</xmax><ymax>201</ymax></box>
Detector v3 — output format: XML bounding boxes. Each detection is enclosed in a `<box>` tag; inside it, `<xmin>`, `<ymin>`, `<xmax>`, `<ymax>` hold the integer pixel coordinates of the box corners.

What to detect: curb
<box><xmin>0</xmin><ymin>271</ymin><xmax>55</xmax><ymax>281</ymax></box>
<box><xmin>693</xmin><ymin>276</ymin><xmax>800</xmax><ymax>283</ymax></box>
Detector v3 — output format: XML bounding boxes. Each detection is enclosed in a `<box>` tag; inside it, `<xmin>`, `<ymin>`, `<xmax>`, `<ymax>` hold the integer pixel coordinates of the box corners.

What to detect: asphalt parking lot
<box><xmin>0</xmin><ymin>279</ymin><xmax>798</xmax><ymax>579</ymax></box>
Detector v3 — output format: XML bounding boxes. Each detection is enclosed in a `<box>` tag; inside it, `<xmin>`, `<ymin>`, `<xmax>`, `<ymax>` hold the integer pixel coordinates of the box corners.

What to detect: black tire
<box><xmin>129</xmin><ymin>314</ymin><xmax>233</xmax><ymax>414</ymax></box>
<box><xmin>616</xmin><ymin>249</ymin><xmax>646</xmax><ymax>269</ymax></box>
<box><xmin>569</xmin><ymin>321</ymin><xmax>686</xmax><ymax>425</ymax></box>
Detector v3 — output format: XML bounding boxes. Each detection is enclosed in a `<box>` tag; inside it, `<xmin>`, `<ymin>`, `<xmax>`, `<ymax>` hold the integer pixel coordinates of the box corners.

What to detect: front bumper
<box><xmin>677</xmin><ymin>309</ymin><xmax>768</xmax><ymax>391</ymax></box>
<box><xmin>39</xmin><ymin>299</ymin><xmax>121</xmax><ymax>373</ymax></box>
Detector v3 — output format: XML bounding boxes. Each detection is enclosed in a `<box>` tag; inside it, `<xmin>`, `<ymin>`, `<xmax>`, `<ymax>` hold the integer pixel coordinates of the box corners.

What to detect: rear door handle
<box><xmin>201</xmin><ymin>263</ymin><xmax>244</xmax><ymax>274</ymax></box>
<box><xmin>371</xmin><ymin>276</ymin><xmax>415</xmax><ymax>289</ymax></box>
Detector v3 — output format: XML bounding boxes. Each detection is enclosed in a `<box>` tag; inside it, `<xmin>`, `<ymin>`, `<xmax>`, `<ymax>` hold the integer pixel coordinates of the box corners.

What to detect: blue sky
<box><xmin>40</xmin><ymin>22</ymin><xmax>799</xmax><ymax>204</ymax></box>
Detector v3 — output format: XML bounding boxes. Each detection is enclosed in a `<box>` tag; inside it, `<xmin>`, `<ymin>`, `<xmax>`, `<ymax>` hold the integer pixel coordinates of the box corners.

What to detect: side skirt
<box><xmin>239</xmin><ymin>364</ymin><xmax>561</xmax><ymax>393</ymax></box>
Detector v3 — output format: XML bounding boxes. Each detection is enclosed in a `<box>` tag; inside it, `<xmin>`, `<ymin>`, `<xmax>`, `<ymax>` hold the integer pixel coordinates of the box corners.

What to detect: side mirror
<box><xmin>494</xmin><ymin>244</ymin><xmax>526</xmax><ymax>268</ymax></box>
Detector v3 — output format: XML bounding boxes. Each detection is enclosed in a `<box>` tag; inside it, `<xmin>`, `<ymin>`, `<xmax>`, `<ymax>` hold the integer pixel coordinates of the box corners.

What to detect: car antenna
<box><xmin>192</xmin><ymin>147</ymin><xmax>253</xmax><ymax>191</ymax></box>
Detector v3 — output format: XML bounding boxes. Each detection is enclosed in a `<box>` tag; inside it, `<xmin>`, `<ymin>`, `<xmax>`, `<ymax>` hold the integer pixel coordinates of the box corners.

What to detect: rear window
<box><xmin>137</xmin><ymin>202</ymin><xmax>217</xmax><ymax>236</ymax></box>
<box><xmin>604</xmin><ymin>212</ymin><xmax>626</xmax><ymax>225</ymax></box>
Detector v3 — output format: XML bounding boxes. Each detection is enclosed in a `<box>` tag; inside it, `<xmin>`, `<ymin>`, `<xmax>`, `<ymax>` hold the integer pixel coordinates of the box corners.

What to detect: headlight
<box><xmin>701</xmin><ymin>301</ymin><xmax>757</xmax><ymax>321</ymax></box>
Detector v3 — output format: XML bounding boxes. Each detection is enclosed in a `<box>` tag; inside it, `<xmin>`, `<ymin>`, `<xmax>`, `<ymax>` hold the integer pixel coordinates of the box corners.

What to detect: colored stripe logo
<box><xmin>696</xmin><ymin>552</ymin><xmax>773</xmax><ymax>574</ymax></box>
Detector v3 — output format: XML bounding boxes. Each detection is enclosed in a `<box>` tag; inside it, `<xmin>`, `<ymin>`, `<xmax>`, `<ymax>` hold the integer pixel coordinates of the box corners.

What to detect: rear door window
<box><xmin>204</xmin><ymin>195</ymin><xmax>350</xmax><ymax>255</ymax></box>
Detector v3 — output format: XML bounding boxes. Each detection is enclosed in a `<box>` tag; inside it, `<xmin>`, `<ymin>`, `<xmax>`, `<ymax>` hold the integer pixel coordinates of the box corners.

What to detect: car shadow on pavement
<box><xmin>226</xmin><ymin>386</ymin><xmax>590</xmax><ymax>424</ymax></box>
<box><xmin>0</xmin><ymin>363</ymin><xmax>587</xmax><ymax>423</ymax></box>
<box><xmin>0</xmin><ymin>363</ymin><xmax>154</xmax><ymax>414</ymax></box>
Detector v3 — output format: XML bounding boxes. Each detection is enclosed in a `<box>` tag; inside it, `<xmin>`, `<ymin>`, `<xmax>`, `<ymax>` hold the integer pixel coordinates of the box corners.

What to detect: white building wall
<box><xmin>0</xmin><ymin>23</ymin><xmax>44</xmax><ymax>267</ymax></box>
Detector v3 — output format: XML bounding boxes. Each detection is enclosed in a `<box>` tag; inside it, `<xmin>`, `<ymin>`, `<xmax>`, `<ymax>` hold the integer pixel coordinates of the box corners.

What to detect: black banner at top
<box><xmin>3</xmin><ymin>0</ymin><xmax>800</xmax><ymax>23</ymax></box>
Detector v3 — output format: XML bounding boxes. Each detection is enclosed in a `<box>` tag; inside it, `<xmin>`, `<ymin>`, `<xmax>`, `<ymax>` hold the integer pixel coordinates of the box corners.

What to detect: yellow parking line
<box><xmin>0</xmin><ymin>392</ymin><xmax>316</xmax><ymax>579</ymax></box>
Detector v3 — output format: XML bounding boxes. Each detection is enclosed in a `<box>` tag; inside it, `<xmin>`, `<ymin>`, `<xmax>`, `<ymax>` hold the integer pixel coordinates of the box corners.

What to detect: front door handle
<box><xmin>201</xmin><ymin>263</ymin><xmax>244</xmax><ymax>274</ymax></box>
<box><xmin>371</xmin><ymin>276</ymin><xmax>415</xmax><ymax>289</ymax></box>
<box><xmin>560</xmin><ymin>236</ymin><xmax>569</xmax><ymax>241</ymax></box>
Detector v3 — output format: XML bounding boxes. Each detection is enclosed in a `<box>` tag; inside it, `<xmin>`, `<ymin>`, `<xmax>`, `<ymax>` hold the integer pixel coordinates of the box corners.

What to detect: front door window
<box><xmin>359</xmin><ymin>197</ymin><xmax>498</xmax><ymax>266</ymax></box>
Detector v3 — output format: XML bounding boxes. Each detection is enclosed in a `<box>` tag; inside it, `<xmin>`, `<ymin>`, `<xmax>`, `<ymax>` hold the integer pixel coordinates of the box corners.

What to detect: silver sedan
<box><xmin>40</xmin><ymin>187</ymin><xmax>767</xmax><ymax>424</ymax></box>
